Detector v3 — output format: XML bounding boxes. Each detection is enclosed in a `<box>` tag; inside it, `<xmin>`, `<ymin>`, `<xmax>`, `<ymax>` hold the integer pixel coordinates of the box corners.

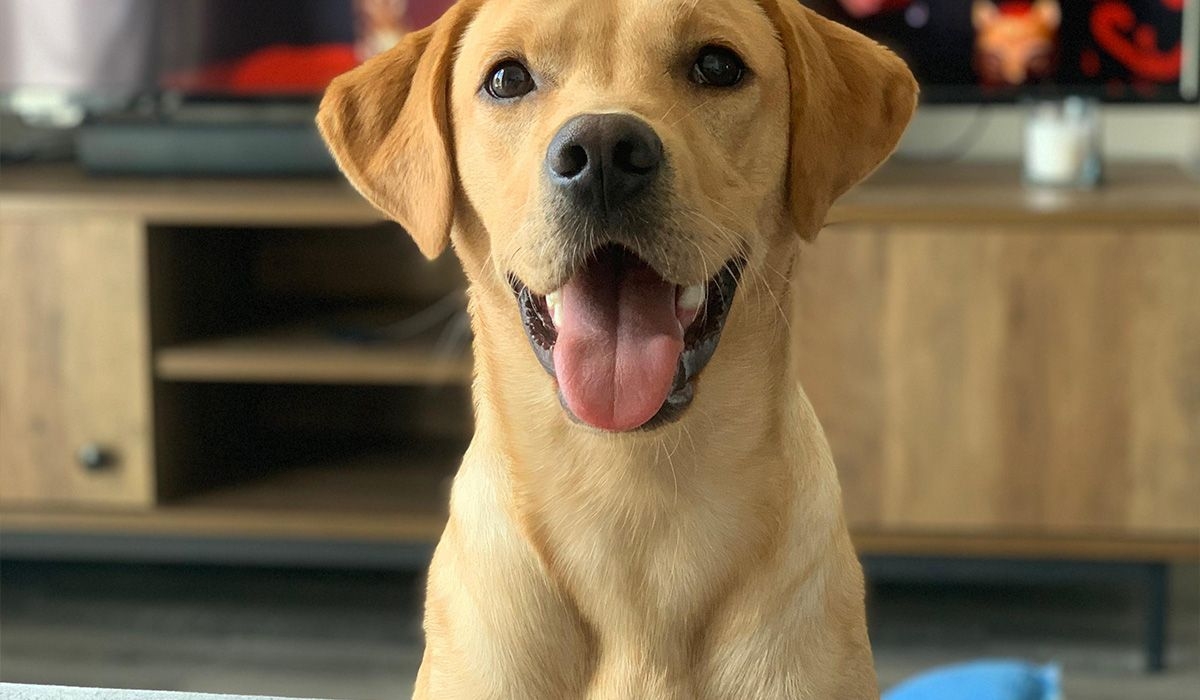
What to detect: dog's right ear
<box><xmin>317</xmin><ymin>3</ymin><xmax>478</xmax><ymax>259</ymax></box>
<box><xmin>759</xmin><ymin>0</ymin><xmax>918</xmax><ymax>240</ymax></box>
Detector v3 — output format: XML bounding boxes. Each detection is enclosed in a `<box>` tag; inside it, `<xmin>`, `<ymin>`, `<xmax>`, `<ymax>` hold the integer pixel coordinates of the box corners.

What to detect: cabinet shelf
<box><xmin>156</xmin><ymin>322</ymin><xmax>473</xmax><ymax>386</ymax></box>
<box><xmin>1</xmin><ymin>451</ymin><xmax>456</xmax><ymax>543</ymax></box>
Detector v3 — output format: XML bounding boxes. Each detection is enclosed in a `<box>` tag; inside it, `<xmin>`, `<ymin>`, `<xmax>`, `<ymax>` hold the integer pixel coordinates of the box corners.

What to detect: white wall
<box><xmin>898</xmin><ymin>104</ymin><xmax>1200</xmax><ymax>169</ymax></box>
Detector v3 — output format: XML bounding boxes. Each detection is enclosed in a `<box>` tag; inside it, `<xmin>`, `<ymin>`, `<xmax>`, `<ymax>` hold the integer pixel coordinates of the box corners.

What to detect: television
<box><xmin>803</xmin><ymin>0</ymin><xmax>1199</xmax><ymax>103</ymax></box>
<box><xmin>3</xmin><ymin>0</ymin><xmax>1195</xmax><ymax>110</ymax></box>
<box><xmin>0</xmin><ymin>0</ymin><xmax>454</xmax><ymax>172</ymax></box>
<box><xmin>0</xmin><ymin>0</ymin><xmax>456</xmax><ymax>109</ymax></box>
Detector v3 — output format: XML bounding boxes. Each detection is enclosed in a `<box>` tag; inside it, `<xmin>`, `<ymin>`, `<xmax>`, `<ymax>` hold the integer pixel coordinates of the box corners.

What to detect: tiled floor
<box><xmin>1</xmin><ymin>561</ymin><xmax>1196</xmax><ymax>699</ymax></box>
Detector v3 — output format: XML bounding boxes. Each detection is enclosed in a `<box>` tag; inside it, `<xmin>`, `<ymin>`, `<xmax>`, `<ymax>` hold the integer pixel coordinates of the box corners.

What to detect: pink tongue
<box><xmin>553</xmin><ymin>252</ymin><xmax>683</xmax><ymax>432</ymax></box>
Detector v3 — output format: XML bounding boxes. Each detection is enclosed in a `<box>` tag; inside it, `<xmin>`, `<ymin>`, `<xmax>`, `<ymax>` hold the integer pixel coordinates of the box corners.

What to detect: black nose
<box><xmin>546</xmin><ymin>113</ymin><xmax>663</xmax><ymax>214</ymax></box>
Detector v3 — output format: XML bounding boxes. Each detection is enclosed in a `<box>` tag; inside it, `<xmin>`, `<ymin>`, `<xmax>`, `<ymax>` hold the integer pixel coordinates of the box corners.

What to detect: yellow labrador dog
<box><xmin>319</xmin><ymin>0</ymin><xmax>915</xmax><ymax>696</ymax></box>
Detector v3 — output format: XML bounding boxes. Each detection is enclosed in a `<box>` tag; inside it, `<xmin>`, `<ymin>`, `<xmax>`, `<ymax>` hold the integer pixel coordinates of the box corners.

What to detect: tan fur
<box><xmin>319</xmin><ymin>0</ymin><xmax>916</xmax><ymax>697</ymax></box>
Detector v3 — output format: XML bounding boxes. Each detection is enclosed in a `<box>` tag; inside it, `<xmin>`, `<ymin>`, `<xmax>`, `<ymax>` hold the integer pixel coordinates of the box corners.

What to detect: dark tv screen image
<box><xmin>1</xmin><ymin>0</ymin><xmax>1195</xmax><ymax>104</ymax></box>
<box><xmin>803</xmin><ymin>0</ymin><xmax>1199</xmax><ymax>102</ymax></box>
<box><xmin>0</xmin><ymin>0</ymin><xmax>456</xmax><ymax>100</ymax></box>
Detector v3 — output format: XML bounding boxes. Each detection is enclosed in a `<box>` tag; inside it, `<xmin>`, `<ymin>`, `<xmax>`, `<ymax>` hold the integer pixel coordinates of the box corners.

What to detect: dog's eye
<box><xmin>485</xmin><ymin>60</ymin><xmax>535</xmax><ymax>99</ymax></box>
<box><xmin>690</xmin><ymin>46</ymin><xmax>746</xmax><ymax>88</ymax></box>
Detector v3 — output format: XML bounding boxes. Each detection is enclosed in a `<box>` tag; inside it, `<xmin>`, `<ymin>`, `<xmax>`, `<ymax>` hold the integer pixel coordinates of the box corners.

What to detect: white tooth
<box><xmin>546</xmin><ymin>290</ymin><xmax>563</xmax><ymax>327</ymax></box>
<box><xmin>678</xmin><ymin>284</ymin><xmax>706</xmax><ymax>311</ymax></box>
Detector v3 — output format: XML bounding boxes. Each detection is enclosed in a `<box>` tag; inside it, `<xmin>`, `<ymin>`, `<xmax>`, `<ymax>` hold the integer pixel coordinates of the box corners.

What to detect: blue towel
<box><xmin>884</xmin><ymin>660</ymin><xmax>1062</xmax><ymax>700</ymax></box>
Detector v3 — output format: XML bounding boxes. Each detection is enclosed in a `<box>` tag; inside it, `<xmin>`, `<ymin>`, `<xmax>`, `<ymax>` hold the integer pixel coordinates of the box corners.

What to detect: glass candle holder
<box><xmin>1023</xmin><ymin>97</ymin><xmax>1103</xmax><ymax>188</ymax></box>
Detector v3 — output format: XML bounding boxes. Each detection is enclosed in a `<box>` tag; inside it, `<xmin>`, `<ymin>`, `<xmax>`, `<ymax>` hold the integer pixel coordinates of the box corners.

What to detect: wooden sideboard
<box><xmin>1</xmin><ymin>163</ymin><xmax>1197</xmax><ymax>563</ymax></box>
<box><xmin>799</xmin><ymin>222</ymin><xmax>1198</xmax><ymax>545</ymax></box>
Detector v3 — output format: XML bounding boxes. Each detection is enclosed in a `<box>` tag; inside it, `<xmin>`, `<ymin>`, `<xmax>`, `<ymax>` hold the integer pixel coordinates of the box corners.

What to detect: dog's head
<box><xmin>319</xmin><ymin>0</ymin><xmax>916</xmax><ymax>434</ymax></box>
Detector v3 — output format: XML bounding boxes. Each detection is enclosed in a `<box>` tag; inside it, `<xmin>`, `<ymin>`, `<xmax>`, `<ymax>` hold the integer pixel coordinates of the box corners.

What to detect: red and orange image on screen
<box><xmin>162</xmin><ymin>0</ymin><xmax>456</xmax><ymax>97</ymax></box>
<box><xmin>824</xmin><ymin>0</ymin><xmax>1186</xmax><ymax>96</ymax></box>
<box><xmin>972</xmin><ymin>0</ymin><xmax>1061</xmax><ymax>87</ymax></box>
<box><xmin>1085</xmin><ymin>0</ymin><xmax>1184</xmax><ymax>85</ymax></box>
<box><xmin>970</xmin><ymin>0</ymin><xmax>1184</xmax><ymax>88</ymax></box>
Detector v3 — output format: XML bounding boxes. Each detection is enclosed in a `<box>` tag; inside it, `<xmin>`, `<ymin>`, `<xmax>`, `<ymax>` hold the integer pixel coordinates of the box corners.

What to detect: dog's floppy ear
<box><xmin>317</xmin><ymin>3</ymin><xmax>477</xmax><ymax>259</ymax></box>
<box><xmin>760</xmin><ymin>1</ymin><xmax>918</xmax><ymax>239</ymax></box>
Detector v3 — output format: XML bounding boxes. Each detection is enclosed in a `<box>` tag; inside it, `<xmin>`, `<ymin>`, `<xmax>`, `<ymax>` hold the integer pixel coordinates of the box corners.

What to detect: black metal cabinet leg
<box><xmin>1144</xmin><ymin>563</ymin><xmax>1168</xmax><ymax>673</ymax></box>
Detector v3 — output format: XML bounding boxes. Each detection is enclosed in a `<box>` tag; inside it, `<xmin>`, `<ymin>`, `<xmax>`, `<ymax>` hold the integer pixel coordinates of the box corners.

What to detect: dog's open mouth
<box><xmin>510</xmin><ymin>244</ymin><xmax>742</xmax><ymax>432</ymax></box>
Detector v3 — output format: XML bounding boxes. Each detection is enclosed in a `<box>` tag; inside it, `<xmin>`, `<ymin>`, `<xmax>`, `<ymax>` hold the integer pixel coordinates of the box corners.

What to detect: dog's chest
<box><xmin>547</xmin><ymin>483</ymin><xmax>743</xmax><ymax>621</ymax></box>
<box><xmin>539</xmin><ymin>496</ymin><xmax>756</xmax><ymax>697</ymax></box>
<box><xmin>530</xmin><ymin>481</ymin><xmax>855</xmax><ymax>700</ymax></box>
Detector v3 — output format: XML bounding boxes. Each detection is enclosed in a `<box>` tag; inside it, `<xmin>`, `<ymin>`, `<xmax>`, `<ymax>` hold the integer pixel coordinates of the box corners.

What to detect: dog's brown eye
<box><xmin>486</xmin><ymin>60</ymin><xmax>535</xmax><ymax>99</ymax></box>
<box><xmin>691</xmin><ymin>46</ymin><xmax>746</xmax><ymax>88</ymax></box>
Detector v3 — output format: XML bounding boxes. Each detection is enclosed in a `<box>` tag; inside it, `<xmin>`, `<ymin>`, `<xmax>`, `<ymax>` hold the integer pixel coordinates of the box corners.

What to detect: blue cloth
<box><xmin>884</xmin><ymin>660</ymin><xmax>1062</xmax><ymax>700</ymax></box>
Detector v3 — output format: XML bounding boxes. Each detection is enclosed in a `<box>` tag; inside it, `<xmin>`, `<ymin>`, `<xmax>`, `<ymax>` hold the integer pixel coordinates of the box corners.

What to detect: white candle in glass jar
<box><xmin>1023</xmin><ymin>98</ymin><xmax>1102</xmax><ymax>188</ymax></box>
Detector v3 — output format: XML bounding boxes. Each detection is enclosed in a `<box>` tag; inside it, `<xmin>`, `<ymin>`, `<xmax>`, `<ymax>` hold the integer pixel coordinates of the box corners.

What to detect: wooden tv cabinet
<box><xmin>2</xmin><ymin>163</ymin><xmax>1196</xmax><ymax>563</ymax></box>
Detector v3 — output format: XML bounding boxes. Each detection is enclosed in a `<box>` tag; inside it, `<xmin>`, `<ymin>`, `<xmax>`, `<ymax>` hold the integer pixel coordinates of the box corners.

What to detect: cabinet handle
<box><xmin>77</xmin><ymin>443</ymin><xmax>116</xmax><ymax>472</ymax></box>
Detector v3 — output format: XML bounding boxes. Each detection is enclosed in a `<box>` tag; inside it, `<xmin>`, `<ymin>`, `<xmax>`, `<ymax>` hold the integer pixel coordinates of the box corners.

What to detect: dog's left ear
<box><xmin>760</xmin><ymin>1</ymin><xmax>918</xmax><ymax>239</ymax></box>
<box><xmin>317</xmin><ymin>2</ymin><xmax>479</xmax><ymax>259</ymax></box>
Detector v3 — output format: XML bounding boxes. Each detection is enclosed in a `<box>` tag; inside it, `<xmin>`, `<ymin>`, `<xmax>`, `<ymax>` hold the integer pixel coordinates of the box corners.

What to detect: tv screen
<box><xmin>1</xmin><ymin>0</ymin><xmax>1195</xmax><ymax>105</ymax></box>
<box><xmin>158</xmin><ymin>0</ymin><xmax>458</xmax><ymax>97</ymax></box>
<box><xmin>0</xmin><ymin>0</ymin><xmax>456</xmax><ymax>101</ymax></box>
<box><xmin>803</xmin><ymin>0</ymin><xmax>1198</xmax><ymax>102</ymax></box>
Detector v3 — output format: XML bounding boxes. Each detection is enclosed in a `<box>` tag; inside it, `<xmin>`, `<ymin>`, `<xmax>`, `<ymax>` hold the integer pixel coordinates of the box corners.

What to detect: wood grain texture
<box><xmin>1</xmin><ymin>163</ymin><xmax>1195</xmax><ymax>228</ymax></box>
<box><xmin>0</xmin><ymin>215</ymin><xmax>154</xmax><ymax>506</ymax></box>
<box><xmin>831</xmin><ymin>163</ymin><xmax>1199</xmax><ymax>226</ymax></box>
<box><xmin>1</xmin><ymin>453</ymin><xmax>454</xmax><ymax>542</ymax></box>
<box><xmin>794</xmin><ymin>224</ymin><xmax>1200</xmax><ymax>539</ymax></box>
<box><xmin>0</xmin><ymin>167</ymin><xmax>382</xmax><ymax>227</ymax></box>
<box><xmin>155</xmin><ymin>324</ymin><xmax>472</xmax><ymax>386</ymax></box>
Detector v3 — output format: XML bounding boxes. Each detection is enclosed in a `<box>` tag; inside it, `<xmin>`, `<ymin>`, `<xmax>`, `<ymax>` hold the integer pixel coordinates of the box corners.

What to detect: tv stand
<box><xmin>1</xmin><ymin>162</ymin><xmax>1196</xmax><ymax>670</ymax></box>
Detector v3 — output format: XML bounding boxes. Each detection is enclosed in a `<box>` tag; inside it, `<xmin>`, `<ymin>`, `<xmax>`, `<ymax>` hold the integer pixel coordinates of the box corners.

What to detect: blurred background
<box><xmin>0</xmin><ymin>1</ymin><xmax>1197</xmax><ymax>698</ymax></box>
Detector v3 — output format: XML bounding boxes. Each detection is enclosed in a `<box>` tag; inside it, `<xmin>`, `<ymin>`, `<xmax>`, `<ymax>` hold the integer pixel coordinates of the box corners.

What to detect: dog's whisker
<box><xmin>655</xmin><ymin>435</ymin><xmax>681</xmax><ymax>509</ymax></box>
<box><xmin>667</xmin><ymin>97</ymin><xmax>714</xmax><ymax>128</ymax></box>
<box><xmin>678</xmin><ymin>208</ymin><xmax>741</xmax><ymax>331</ymax></box>
<box><xmin>681</xmin><ymin>205</ymin><xmax>793</xmax><ymax>339</ymax></box>
<box><xmin>703</xmin><ymin>194</ymin><xmax>744</xmax><ymax>224</ymax></box>
<box><xmin>761</xmin><ymin>258</ymin><xmax>795</xmax><ymax>336</ymax></box>
<box><xmin>679</xmin><ymin>210</ymin><xmax>723</xmax><ymax>272</ymax></box>
<box><xmin>762</xmin><ymin>258</ymin><xmax>792</xmax><ymax>284</ymax></box>
<box><xmin>681</xmin><ymin>421</ymin><xmax>698</xmax><ymax>458</ymax></box>
<box><xmin>658</xmin><ymin>99</ymin><xmax>682</xmax><ymax>124</ymax></box>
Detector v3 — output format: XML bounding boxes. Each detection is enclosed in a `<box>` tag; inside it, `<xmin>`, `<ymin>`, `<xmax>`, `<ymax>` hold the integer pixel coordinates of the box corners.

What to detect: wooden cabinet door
<box><xmin>0</xmin><ymin>215</ymin><xmax>154</xmax><ymax>506</ymax></box>
<box><xmin>794</xmin><ymin>224</ymin><xmax>1200</xmax><ymax>539</ymax></box>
